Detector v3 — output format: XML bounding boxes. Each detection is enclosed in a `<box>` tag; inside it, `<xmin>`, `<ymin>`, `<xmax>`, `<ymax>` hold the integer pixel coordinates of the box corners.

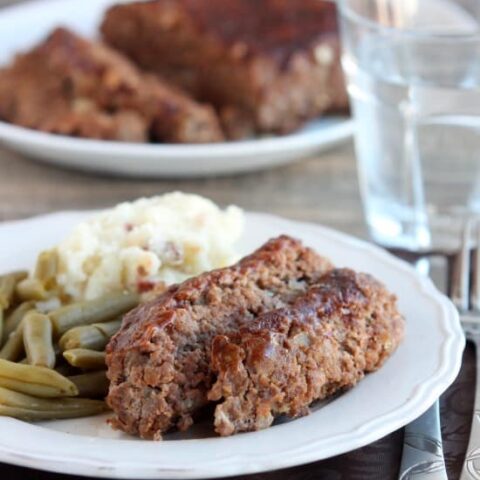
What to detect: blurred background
<box><xmin>0</xmin><ymin>0</ymin><xmax>364</xmax><ymax>236</ymax></box>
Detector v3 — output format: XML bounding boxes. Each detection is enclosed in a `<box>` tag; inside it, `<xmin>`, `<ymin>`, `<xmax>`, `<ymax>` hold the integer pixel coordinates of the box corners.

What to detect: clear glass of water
<box><xmin>339</xmin><ymin>0</ymin><xmax>480</xmax><ymax>250</ymax></box>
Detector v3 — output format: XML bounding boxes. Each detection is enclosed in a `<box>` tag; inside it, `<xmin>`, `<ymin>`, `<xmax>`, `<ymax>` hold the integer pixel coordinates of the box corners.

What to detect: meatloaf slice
<box><xmin>0</xmin><ymin>27</ymin><xmax>224</xmax><ymax>143</ymax></box>
<box><xmin>106</xmin><ymin>236</ymin><xmax>332</xmax><ymax>439</ymax></box>
<box><xmin>209</xmin><ymin>269</ymin><xmax>405</xmax><ymax>436</ymax></box>
<box><xmin>101</xmin><ymin>0</ymin><xmax>348</xmax><ymax>138</ymax></box>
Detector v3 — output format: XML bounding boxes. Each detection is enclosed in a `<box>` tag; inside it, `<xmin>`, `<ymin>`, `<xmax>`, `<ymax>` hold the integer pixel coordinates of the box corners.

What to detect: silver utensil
<box><xmin>450</xmin><ymin>221</ymin><xmax>480</xmax><ymax>480</ymax></box>
<box><xmin>399</xmin><ymin>401</ymin><xmax>448</xmax><ymax>479</ymax></box>
<box><xmin>398</xmin><ymin>255</ymin><xmax>448</xmax><ymax>480</ymax></box>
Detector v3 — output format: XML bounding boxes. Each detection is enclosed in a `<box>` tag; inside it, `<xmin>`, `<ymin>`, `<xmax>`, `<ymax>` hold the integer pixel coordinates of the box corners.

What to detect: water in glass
<box><xmin>340</xmin><ymin>0</ymin><xmax>480</xmax><ymax>250</ymax></box>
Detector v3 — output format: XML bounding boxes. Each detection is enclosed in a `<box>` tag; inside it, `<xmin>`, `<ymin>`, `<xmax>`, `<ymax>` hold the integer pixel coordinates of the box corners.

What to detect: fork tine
<box><xmin>450</xmin><ymin>220</ymin><xmax>473</xmax><ymax>312</ymax></box>
<box><xmin>471</xmin><ymin>220</ymin><xmax>480</xmax><ymax>312</ymax></box>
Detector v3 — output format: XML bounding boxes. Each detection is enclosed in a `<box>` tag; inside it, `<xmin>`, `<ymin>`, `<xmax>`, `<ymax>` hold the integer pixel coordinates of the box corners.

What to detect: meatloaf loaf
<box><xmin>106</xmin><ymin>236</ymin><xmax>332</xmax><ymax>439</ymax></box>
<box><xmin>101</xmin><ymin>0</ymin><xmax>349</xmax><ymax>138</ymax></box>
<box><xmin>209</xmin><ymin>268</ymin><xmax>405</xmax><ymax>435</ymax></box>
<box><xmin>0</xmin><ymin>28</ymin><xmax>224</xmax><ymax>143</ymax></box>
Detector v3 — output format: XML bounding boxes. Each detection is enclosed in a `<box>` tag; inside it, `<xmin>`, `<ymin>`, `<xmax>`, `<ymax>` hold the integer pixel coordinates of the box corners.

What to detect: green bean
<box><xmin>0</xmin><ymin>320</ymin><xmax>25</xmax><ymax>361</ymax></box>
<box><xmin>23</xmin><ymin>312</ymin><xmax>55</xmax><ymax>369</ymax></box>
<box><xmin>95</xmin><ymin>320</ymin><xmax>122</xmax><ymax>337</ymax></box>
<box><xmin>3</xmin><ymin>301</ymin><xmax>35</xmax><ymax>343</ymax></box>
<box><xmin>15</xmin><ymin>278</ymin><xmax>49</xmax><ymax>302</ymax></box>
<box><xmin>63</xmin><ymin>349</ymin><xmax>106</xmax><ymax>370</ymax></box>
<box><xmin>0</xmin><ymin>403</ymin><xmax>107</xmax><ymax>420</ymax></box>
<box><xmin>68</xmin><ymin>371</ymin><xmax>109</xmax><ymax>398</ymax></box>
<box><xmin>59</xmin><ymin>319</ymin><xmax>122</xmax><ymax>352</ymax></box>
<box><xmin>0</xmin><ymin>359</ymin><xmax>77</xmax><ymax>397</ymax></box>
<box><xmin>49</xmin><ymin>292</ymin><xmax>139</xmax><ymax>336</ymax></box>
<box><xmin>0</xmin><ymin>271</ymin><xmax>28</xmax><ymax>309</ymax></box>
<box><xmin>34</xmin><ymin>249</ymin><xmax>58</xmax><ymax>290</ymax></box>
<box><xmin>0</xmin><ymin>387</ymin><xmax>106</xmax><ymax>420</ymax></box>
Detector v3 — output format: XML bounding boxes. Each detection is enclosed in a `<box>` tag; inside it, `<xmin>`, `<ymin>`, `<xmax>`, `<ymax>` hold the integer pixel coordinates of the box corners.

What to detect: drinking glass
<box><xmin>338</xmin><ymin>0</ymin><xmax>480</xmax><ymax>250</ymax></box>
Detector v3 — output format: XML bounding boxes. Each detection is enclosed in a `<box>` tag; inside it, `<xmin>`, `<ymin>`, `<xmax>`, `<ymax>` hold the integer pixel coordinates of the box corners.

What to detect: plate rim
<box><xmin>0</xmin><ymin>119</ymin><xmax>354</xmax><ymax>158</ymax></box>
<box><xmin>0</xmin><ymin>119</ymin><xmax>354</xmax><ymax>178</ymax></box>
<box><xmin>0</xmin><ymin>210</ymin><xmax>465</xmax><ymax>479</ymax></box>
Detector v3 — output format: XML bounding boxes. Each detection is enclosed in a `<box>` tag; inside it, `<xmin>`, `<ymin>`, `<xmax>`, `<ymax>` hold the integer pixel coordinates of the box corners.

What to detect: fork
<box><xmin>450</xmin><ymin>220</ymin><xmax>480</xmax><ymax>480</ymax></box>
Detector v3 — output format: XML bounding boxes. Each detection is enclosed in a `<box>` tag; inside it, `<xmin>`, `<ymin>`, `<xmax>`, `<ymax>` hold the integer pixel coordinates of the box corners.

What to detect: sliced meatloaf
<box><xmin>106</xmin><ymin>236</ymin><xmax>333</xmax><ymax>439</ymax></box>
<box><xmin>0</xmin><ymin>28</ymin><xmax>224</xmax><ymax>143</ymax></box>
<box><xmin>101</xmin><ymin>0</ymin><xmax>348</xmax><ymax>138</ymax></box>
<box><xmin>209</xmin><ymin>269</ymin><xmax>405</xmax><ymax>436</ymax></box>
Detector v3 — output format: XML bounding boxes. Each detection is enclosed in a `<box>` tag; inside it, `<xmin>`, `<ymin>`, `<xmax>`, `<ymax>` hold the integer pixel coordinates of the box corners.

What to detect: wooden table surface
<box><xmin>0</xmin><ymin>142</ymin><xmax>365</xmax><ymax>229</ymax></box>
<box><xmin>0</xmin><ymin>141</ymin><xmax>473</xmax><ymax>480</ymax></box>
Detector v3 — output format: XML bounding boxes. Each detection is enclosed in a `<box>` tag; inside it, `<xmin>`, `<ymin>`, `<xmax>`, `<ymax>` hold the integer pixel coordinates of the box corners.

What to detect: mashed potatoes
<box><xmin>56</xmin><ymin>193</ymin><xmax>244</xmax><ymax>300</ymax></box>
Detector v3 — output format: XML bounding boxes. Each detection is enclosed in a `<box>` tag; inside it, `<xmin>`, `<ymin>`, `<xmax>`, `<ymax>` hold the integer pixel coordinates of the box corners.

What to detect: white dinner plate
<box><xmin>0</xmin><ymin>0</ymin><xmax>353</xmax><ymax>178</ymax></box>
<box><xmin>0</xmin><ymin>210</ymin><xmax>464</xmax><ymax>479</ymax></box>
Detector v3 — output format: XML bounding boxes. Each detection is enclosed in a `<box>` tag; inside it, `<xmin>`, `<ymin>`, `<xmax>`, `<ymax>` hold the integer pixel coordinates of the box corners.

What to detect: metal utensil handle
<box><xmin>460</xmin><ymin>336</ymin><xmax>480</xmax><ymax>480</ymax></box>
<box><xmin>399</xmin><ymin>401</ymin><xmax>448</xmax><ymax>479</ymax></box>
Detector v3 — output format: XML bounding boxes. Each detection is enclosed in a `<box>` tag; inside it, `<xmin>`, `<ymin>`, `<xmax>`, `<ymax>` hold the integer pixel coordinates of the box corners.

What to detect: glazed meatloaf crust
<box><xmin>0</xmin><ymin>28</ymin><xmax>224</xmax><ymax>143</ymax></box>
<box><xmin>106</xmin><ymin>236</ymin><xmax>332</xmax><ymax>439</ymax></box>
<box><xmin>101</xmin><ymin>0</ymin><xmax>349</xmax><ymax>138</ymax></box>
<box><xmin>209</xmin><ymin>269</ymin><xmax>405</xmax><ymax>436</ymax></box>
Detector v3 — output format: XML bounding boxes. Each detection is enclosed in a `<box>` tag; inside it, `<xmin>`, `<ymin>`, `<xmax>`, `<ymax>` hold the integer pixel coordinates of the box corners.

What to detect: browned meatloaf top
<box><xmin>106</xmin><ymin>235</ymin><xmax>333</xmax><ymax>439</ymax></box>
<box><xmin>209</xmin><ymin>268</ymin><xmax>405</xmax><ymax>435</ymax></box>
<box><xmin>130</xmin><ymin>0</ymin><xmax>339</xmax><ymax>67</ymax></box>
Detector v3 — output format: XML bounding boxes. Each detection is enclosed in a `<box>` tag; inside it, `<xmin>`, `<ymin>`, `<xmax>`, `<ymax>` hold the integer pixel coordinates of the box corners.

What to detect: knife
<box><xmin>398</xmin><ymin>401</ymin><xmax>448</xmax><ymax>479</ymax></box>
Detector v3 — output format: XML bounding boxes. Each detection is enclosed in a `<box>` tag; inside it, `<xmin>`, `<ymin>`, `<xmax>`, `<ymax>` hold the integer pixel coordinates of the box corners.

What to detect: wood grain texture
<box><xmin>0</xmin><ymin>0</ymin><xmax>27</xmax><ymax>6</ymax></box>
<box><xmin>0</xmin><ymin>143</ymin><xmax>366</xmax><ymax>236</ymax></box>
